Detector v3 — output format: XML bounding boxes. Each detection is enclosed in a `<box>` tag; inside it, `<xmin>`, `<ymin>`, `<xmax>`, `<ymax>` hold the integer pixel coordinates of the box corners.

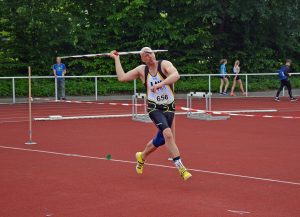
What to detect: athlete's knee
<box><xmin>147</xmin><ymin>140</ymin><xmax>155</xmax><ymax>148</ymax></box>
<box><xmin>162</xmin><ymin>128</ymin><xmax>173</xmax><ymax>141</ymax></box>
<box><xmin>152</xmin><ymin>131</ymin><xmax>165</xmax><ymax>147</ymax></box>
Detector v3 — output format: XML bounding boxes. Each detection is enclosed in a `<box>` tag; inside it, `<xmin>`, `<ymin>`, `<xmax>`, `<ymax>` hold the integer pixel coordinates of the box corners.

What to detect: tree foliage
<box><xmin>0</xmin><ymin>0</ymin><xmax>299</xmax><ymax>76</ymax></box>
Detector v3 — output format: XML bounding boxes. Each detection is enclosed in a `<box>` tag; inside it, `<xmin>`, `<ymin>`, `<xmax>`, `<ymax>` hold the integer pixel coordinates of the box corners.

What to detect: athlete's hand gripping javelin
<box><xmin>109</xmin><ymin>50</ymin><xmax>119</xmax><ymax>59</ymax></box>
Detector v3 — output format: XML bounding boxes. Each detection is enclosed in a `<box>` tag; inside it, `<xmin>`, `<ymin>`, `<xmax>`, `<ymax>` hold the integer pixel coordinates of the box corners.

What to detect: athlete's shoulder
<box><xmin>160</xmin><ymin>60</ymin><xmax>175</xmax><ymax>69</ymax></box>
<box><xmin>135</xmin><ymin>64</ymin><xmax>147</xmax><ymax>72</ymax></box>
<box><xmin>160</xmin><ymin>59</ymin><xmax>172</xmax><ymax>65</ymax></box>
<box><xmin>133</xmin><ymin>65</ymin><xmax>147</xmax><ymax>79</ymax></box>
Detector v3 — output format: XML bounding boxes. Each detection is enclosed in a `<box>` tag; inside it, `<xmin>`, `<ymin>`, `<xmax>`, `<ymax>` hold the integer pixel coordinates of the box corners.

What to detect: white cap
<box><xmin>140</xmin><ymin>47</ymin><xmax>153</xmax><ymax>54</ymax></box>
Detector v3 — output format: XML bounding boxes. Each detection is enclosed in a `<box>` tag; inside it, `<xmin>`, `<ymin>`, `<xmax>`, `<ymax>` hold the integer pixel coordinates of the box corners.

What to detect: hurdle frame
<box><xmin>132</xmin><ymin>93</ymin><xmax>152</xmax><ymax>123</ymax></box>
<box><xmin>187</xmin><ymin>92</ymin><xmax>230</xmax><ymax>121</ymax></box>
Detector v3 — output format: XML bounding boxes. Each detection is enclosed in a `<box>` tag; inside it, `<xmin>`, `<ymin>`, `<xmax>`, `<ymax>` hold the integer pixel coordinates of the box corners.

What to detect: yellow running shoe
<box><xmin>135</xmin><ymin>152</ymin><xmax>145</xmax><ymax>174</ymax></box>
<box><xmin>179</xmin><ymin>167</ymin><xmax>192</xmax><ymax>181</ymax></box>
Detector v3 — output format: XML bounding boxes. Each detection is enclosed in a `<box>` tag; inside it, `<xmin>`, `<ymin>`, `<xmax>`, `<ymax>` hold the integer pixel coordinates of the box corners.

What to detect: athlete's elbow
<box><xmin>118</xmin><ymin>76</ymin><xmax>127</xmax><ymax>82</ymax></box>
<box><xmin>175</xmin><ymin>74</ymin><xmax>180</xmax><ymax>81</ymax></box>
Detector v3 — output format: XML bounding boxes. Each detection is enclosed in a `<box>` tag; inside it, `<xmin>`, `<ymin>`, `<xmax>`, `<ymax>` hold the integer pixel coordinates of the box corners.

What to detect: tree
<box><xmin>0</xmin><ymin>0</ymin><xmax>299</xmax><ymax>76</ymax></box>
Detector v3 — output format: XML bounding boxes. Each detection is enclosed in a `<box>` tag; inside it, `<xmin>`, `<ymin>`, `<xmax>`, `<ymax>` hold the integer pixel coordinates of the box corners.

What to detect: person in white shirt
<box><xmin>230</xmin><ymin>60</ymin><xmax>246</xmax><ymax>96</ymax></box>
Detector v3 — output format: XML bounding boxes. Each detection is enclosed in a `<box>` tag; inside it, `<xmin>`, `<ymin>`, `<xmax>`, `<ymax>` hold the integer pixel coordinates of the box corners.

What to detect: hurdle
<box><xmin>187</xmin><ymin>92</ymin><xmax>230</xmax><ymax>121</ymax></box>
<box><xmin>132</xmin><ymin>93</ymin><xmax>152</xmax><ymax>123</ymax></box>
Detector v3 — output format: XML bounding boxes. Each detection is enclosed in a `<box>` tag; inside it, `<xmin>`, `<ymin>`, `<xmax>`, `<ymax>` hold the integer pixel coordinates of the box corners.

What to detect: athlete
<box><xmin>109</xmin><ymin>47</ymin><xmax>192</xmax><ymax>181</ymax></box>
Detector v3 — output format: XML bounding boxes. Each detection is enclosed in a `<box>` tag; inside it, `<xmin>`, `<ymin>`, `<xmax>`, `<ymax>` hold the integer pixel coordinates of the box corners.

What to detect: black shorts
<box><xmin>233</xmin><ymin>75</ymin><xmax>241</xmax><ymax>80</ymax></box>
<box><xmin>147</xmin><ymin>100</ymin><xmax>175</xmax><ymax>132</ymax></box>
<box><xmin>219</xmin><ymin>76</ymin><xmax>228</xmax><ymax>80</ymax></box>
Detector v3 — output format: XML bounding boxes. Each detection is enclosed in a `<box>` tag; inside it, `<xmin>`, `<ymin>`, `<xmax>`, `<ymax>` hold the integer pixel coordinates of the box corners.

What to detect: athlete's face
<box><xmin>140</xmin><ymin>47</ymin><xmax>156</xmax><ymax>64</ymax></box>
<box><xmin>141</xmin><ymin>52</ymin><xmax>156</xmax><ymax>64</ymax></box>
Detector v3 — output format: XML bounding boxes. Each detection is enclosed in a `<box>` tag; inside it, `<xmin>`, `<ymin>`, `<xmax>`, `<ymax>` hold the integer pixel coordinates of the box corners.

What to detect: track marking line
<box><xmin>0</xmin><ymin>145</ymin><xmax>300</xmax><ymax>187</ymax></box>
<box><xmin>33</xmin><ymin>112</ymin><xmax>187</xmax><ymax>121</ymax></box>
<box><xmin>263</xmin><ymin>115</ymin><xmax>273</xmax><ymax>118</ymax></box>
<box><xmin>34</xmin><ymin>114</ymin><xmax>133</xmax><ymax>121</ymax></box>
<box><xmin>227</xmin><ymin>210</ymin><xmax>251</xmax><ymax>215</ymax></box>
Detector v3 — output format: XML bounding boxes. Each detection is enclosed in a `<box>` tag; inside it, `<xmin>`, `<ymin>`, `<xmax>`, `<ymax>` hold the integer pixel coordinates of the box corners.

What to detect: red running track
<box><xmin>0</xmin><ymin>98</ymin><xmax>300</xmax><ymax>216</ymax></box>
<box><xmin>0</xmin><ymin>97</ymin><xmax>300</xmax><ymax>123</ymax></box>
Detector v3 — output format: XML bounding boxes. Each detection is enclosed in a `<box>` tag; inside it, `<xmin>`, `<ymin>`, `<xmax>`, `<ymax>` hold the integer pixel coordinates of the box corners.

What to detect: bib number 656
<box><xmin>157</xmin><ymin>94</ymin><xmax>168</xmax><ymax>102</ymax></box>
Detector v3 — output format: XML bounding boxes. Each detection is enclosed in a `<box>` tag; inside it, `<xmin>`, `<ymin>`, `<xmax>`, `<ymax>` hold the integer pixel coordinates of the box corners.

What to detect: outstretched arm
<box><xmin>109</xmin><ymin>50</ymin><xmax>142</xmax><ymax>82</ymax></box>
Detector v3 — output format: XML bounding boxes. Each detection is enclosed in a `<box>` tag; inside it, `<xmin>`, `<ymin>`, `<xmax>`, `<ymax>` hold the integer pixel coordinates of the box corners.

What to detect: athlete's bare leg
<box><xmin>224</xmin><ymin>77</ymin><xmax>229</xmax><ymax>93</ymax></box>
<box><xmin>162</xmin><ymin>128</ymin><xmax>180</xmax><ymax>158</ymax></box>
<box><xmin>231</xmin><ymin>79</ymin><xmax>236</xmax><ymax>94</ymax></box>
<box><xmin>238</xmin><ymin>80</ymin><xmax>245</xmax><ymax>93</ymax></box>
<box><xmin>220</xmin><ymin>79</ymin><xmax>224</xmax><ymax>93</ymax></box>
<box><xmin>141</xmin><ymin>140</ymin><xmax>157</xmax><ymax>160</ymax></box>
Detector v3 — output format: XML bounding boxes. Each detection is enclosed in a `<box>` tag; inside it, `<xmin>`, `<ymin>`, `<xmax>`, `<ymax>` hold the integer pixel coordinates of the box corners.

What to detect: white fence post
<box><xmin>208</xmin><ymin>75</ymin><xmax>211</xmax><ymax>95</ymax></box>
<box><xmin>134</xmin><ymin>79</ymin><xmax>137</xmax><ymax>95</ymax></box>
<box><xmin>95</xmin><ymin>77</ymin><xmax>98</xmax><ymax>101</ymax></box>
<box><xmin>245</xmin><ymin>74</ymin><xmax>248</xmax><ymax>97</ymax></box>
<box><xmin>55</xmin><ymin>77</ymin><xmax>58</xmax><ymax>100</ymax></box>
<box><xmin>12</xmin><ymin>78</ymin><xmax>16</xmax><ymax>103</ymax></box>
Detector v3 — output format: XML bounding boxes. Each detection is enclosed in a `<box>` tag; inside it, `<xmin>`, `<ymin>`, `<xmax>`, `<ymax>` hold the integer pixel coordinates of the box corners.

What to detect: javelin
<box><xmin>60</xmin><ymin>49</ymin><xmax>168</xmax><ymax>59</ymax></box>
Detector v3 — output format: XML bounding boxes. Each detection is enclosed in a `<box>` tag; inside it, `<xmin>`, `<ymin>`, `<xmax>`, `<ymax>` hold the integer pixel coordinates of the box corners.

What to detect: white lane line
<box><xmin>216</xmin><ymin>109</ymin><xmax>277</xmax><ymax>113</ymax></box>
<box><xmin>34</xmin><ymin>114</ymin><xmax>133</xmax><ymax>121</ymax></box>
<box><xmin>0</xmin><ymin>145</ymin><xmax>299</xmax><ymax>186</ymax></box>
<box><xmin>227</xmin><ymin>210</ymin><xmax>251</xmax><ymax>215</ymax></box>
<box><xmin>263</xmin><ymin>115</ymin><xmax>273</xmax><ymax>118</ymax></box>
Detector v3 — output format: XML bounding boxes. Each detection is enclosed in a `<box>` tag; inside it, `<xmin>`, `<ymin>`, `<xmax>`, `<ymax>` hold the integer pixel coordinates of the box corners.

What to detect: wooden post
<box><xmin>25</xmin><ymin>66</ymin><xmax>37</xmax><ymax>145</ymax></box>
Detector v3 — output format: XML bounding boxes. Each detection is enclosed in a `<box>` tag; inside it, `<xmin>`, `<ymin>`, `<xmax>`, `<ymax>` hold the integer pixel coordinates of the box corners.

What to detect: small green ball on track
<box><xmin>106</xmin><ymin>154</ymin><xmax>112</xmax><ymax>160</ymax></box>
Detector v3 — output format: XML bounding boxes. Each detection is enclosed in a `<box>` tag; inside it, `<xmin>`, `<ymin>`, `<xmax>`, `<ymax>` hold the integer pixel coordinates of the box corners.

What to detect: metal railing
<box><xmin>0</xmin><ymin>73</ymin><xmax>299</xmax><ymax>103</ymax></box>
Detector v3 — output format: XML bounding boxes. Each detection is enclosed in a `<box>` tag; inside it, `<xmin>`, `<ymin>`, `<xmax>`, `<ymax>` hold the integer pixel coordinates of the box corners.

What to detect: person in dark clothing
<box><xmin>275</xmin><ymin>59</ymin><xmax>297</xmax><ymax>101</ymax></box>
